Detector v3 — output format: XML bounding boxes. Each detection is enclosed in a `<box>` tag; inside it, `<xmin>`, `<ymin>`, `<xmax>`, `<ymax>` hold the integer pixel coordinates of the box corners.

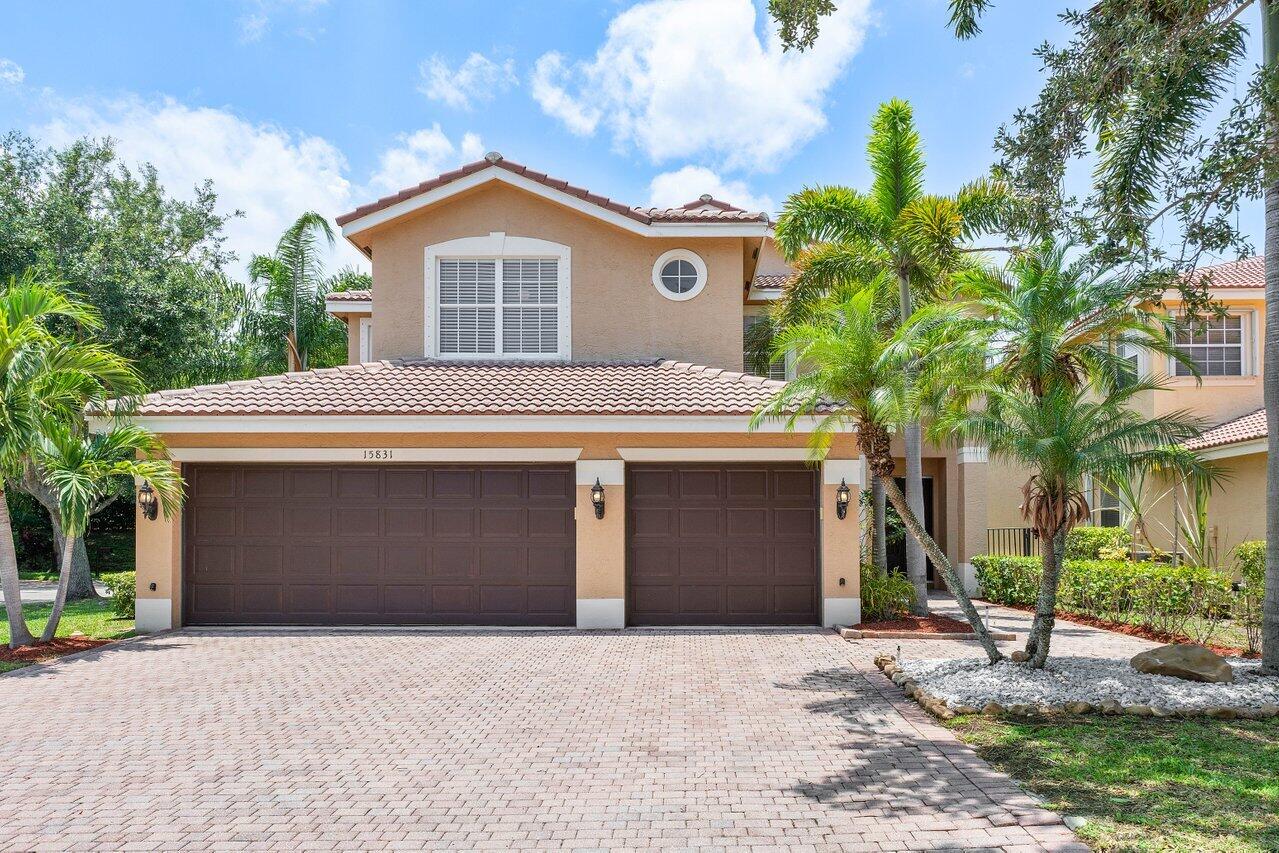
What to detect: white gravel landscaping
<box><xmin>897</xmin><ymin>656</ymin><xmax>1279</xmax><ymax>711</ymax></box>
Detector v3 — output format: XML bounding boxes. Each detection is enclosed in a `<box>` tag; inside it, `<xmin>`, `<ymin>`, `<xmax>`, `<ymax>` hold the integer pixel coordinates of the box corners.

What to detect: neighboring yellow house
<box><xmin>986</xmin><ymin>255</ymin><xmax>1269</xmax><ymax>564</ymax></box>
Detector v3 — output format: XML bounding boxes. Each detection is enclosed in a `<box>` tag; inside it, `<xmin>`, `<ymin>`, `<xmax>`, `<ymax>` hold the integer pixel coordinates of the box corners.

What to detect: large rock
<box><xmin>1130</xmin><ymin>643</ymin><xmax>1234</xmax><ymax>684</ymax></box>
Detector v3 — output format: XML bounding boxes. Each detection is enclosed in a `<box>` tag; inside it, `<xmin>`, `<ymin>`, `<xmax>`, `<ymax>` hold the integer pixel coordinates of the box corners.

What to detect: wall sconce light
<box><xmin>590</xmin><ymin>478</ymin><xmax>606</xmax><ymax>519</ymax></box>
<box><xmin>835</xmin><ymin>478</ymin><xmax>851</xmax><ymax>520</ymax></box>
<box><xmin>138</xmin><ymin>482</ymin><xmax>158</xmax><ymax>521</ymax></box>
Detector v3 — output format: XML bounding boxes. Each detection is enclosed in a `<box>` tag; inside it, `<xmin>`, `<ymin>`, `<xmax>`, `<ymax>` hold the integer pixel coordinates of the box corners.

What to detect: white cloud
<box><xmin>238</xmin><ymin>13</ymin><xmax>269</xmax><ymax>43</ymax></box>
<box><xmin>237</xmin><ymin>0</ymin><xmax>328</xmax><ymax>44</ymax></box>
<box><xmin>420</xmin><ymin>53</ymin><xmax>516</xmax><ymax>110</ymax></box>
<box><xmin>36</xmin><ymin>95</ymin><xmax>360</xmax><ymax>270</ymax></box>
<box><xmin>648</xmin><ymin>166</ymin><xmax>773</xmax><ymax>214</ymax></box>
<box><xmin>0</xmin><ymin>59</ymin><xmax>24</xmax><ymax>85</ymax></box>
<box><xmin>530</xmin><ymin>0</ymin><xmax>871</xmax><ymax>172</ymax></box>
<box><xmin>367</xmin><ymin>125</ymin><xmax>485</xmax><ymax>194</ymax></box>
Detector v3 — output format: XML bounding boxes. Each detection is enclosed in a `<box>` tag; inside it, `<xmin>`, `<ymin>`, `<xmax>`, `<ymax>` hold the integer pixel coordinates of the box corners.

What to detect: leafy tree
<box><xmin>771</xmin><ymin>98</ymin><xmax>1011</xmax><ymax>613</ymax></box>
<box><xmin>0</xmin><ymin>274</ymin><xmax>140</xmax><ymax>648</ymax></box>
<box><xmin>752</xmin><ymin>274</ymin><xmax>1006</xmax><ymax>661</ymax></box>
<box><xmin>32</xmin><ymin>423</ymin><xmax>181</xmax><ymax>641</ymax></box>
<box><xmin>773</xmin><ymin>0</ymin><xmax>1279</xmax><ymax>673</ymax></box>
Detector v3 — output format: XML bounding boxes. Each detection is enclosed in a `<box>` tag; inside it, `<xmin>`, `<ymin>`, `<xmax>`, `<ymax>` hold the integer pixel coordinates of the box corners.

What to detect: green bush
<box><xmin>972</xmin><ymin>555</ymin><xmax>1040</xmax><ymax>606</ymax></box>
<box><xmin>1233</xmin><ymin>540</ymin><xmax>1266</xmax><ymax>654</ymax></box>
<box><xmin>1234</xmin><ymin>540</ymin><xmax>1265</xmax><ymax>588</ymax></box>
<box><xmin>101</xmin><ymin>571</ymin><xmax>136</xmax><ymax>619</ymax></box>
<box><xmin>1065</xmin><ymin>526</ymin><xmax>1132</xmax><ymax>560</ymax></box>
<box><xmin>859</xmin><ymin>565</ymin><xmax>915</xmax><ymax>622</ymax></box>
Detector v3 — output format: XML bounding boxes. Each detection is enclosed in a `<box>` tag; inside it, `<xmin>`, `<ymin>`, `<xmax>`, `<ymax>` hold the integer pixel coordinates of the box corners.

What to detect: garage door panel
<box><xmin>185</xmin><ymin>464</ymin><xmax>574</xmax><ymax>626</ymax></box>
<box><xmin>628</xmin><ymin>463</ymin><xmax>818</xmax><ymax>626</ymax></box>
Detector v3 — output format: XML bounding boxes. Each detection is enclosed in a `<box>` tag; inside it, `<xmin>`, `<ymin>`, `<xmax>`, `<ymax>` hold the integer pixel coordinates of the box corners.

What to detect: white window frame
<box><xmin>1168</xmin><ymin>310</ymin><xmax>1254</xmax><ymax>378</ymax></box>
<box><xmin>742</xmin><ymin>311</ymin><xmax>795</xmax><ymax>380</ymax></box>
<box><xmin>651</xmin><ymin>248</ymin><xmax>708</xmax><ymax>302</ymax></box>
<box><xmin>424</xmin><ymin>232</ymin><xmax>572</xmax><ymax>360</ymax></box>
<box><xmin>358</xmin><ymin>317</ymin><xmax>373</xmax><ymax>362</ymax></box>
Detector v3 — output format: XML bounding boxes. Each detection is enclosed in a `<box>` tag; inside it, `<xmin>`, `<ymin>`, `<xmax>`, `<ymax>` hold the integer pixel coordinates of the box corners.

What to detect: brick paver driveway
<box><xmin>0</xmin><ymin>627</ymin><xmax>1083</xmax><ymax>851</ymax></box>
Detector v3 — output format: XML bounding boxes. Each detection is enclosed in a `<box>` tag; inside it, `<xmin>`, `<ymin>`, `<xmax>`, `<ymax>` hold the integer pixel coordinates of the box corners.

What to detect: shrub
<box><xmin>1233</xmin><ymin>540</ymin><xmax>1266</xmax><ymax>654</ymax></box>
<box><xmin>101</xmin><ymin>571</ymin><xmax>136</xmax><ymax>619</ymax></box>
<box><xmin>859</xmin><ymin>565</ymin><xmax>915</xmax><ymax>622</ymax></box>
<box><xmin>972</xmin><ymin>555</ymin><xmax>1039</xmax><ymax>606</ymax></box>
<box><xmin>1065</xmin><ymin>526</ymin><xmax>1132</xmax><ymax>560</ymax></box>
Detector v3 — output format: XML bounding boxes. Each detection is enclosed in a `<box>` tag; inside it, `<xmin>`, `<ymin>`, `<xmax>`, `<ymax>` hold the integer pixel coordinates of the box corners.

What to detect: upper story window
<box><xmin>743</xmin><ymin>314</ymin><xmax>790</xmax><ymax>381</ymax></box>
<box><xmin>1172</xmin><ymin>314</ymin><xmax>1248</xmax><ymax>377</ymax></box>
<box><xmin>426</xmin><ymin>233</ymin><xmax>571</xmax><ymax>359</ymax></box>
<box><xmin>651</xmin><ymin>249</ymin><xmax>707</xmax><ymax>301</ymax></box>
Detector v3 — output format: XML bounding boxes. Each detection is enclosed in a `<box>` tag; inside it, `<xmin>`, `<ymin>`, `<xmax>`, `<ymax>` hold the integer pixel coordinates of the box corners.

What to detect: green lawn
<box><xmin>949</xmin><ymin>715</ymin><xmax>1279</xmax><ymax>852</ymax></box>
<box><xmin>16</xmin><ymin>570</ymin><xmax>58</xmax><ymax>582</ymax></box>
<box><xmin>0</xmin><ymin>598</ymin><xmax>134</xmax><ymax>672</ymax></box>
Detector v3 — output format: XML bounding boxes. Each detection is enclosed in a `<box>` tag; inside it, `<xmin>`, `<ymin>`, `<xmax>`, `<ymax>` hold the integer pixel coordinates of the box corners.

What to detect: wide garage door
<box><xmin>183</xmin><ymin>464</ymin><xmax>575</xmax><ymax>626</ymax></box>
<box><xmin>627</xmin><ymin>464</ymin><xmax>819</xmax><ymax>625</ymax></box>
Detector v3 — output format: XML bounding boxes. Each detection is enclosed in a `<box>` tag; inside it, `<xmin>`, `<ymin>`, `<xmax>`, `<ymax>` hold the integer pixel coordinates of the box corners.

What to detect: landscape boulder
<box><xmin>1130</xmin><ymin>643</ymin><xmax>1234</xmax><ymax>684</ymax></box>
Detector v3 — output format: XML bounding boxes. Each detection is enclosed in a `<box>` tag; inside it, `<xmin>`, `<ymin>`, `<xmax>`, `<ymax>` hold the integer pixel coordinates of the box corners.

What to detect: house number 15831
<box><xmin>362</xmin><ymin>449</ymin><xmax>393</xmax><ymax>460</ymax></box>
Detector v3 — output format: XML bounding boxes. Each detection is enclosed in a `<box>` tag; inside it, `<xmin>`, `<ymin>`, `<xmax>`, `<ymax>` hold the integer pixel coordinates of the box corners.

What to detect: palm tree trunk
<box><xmin>1025</xmin><ymin>527</ymin><xmax>1066</xmax><ymax>669</ymax></box>
<box><xmin>881</xmin><ymin>476</ymin><xmax>1003</xmax><ymax>663</ymax></box>
<box><xmin>895</xmin><ymin>270</ymin><xmax>929</xmax><ymax>615</ymax></box>
<box><xmin>1261</xmin><ymin>0</ymin><xmax>1279</xmax><ymax>676</ymax></box>
<box><xmin>21</xmin><ymin>473</ymin><xmax>99</xmax><ymax>601</ymax></box>
<box><xmin>40</xmin><ymin>532</ymin><xmax>76</xmax><ymax>642</ymax></box>
<box><xmin>871</xmin><ymin>474</ymin><xmax>888</xmax><ymax>575</ymax></box>
<box><xmin>0</xmin><ymin>483</ymin><xmax>35</xmax><ymax>648</ymax></box>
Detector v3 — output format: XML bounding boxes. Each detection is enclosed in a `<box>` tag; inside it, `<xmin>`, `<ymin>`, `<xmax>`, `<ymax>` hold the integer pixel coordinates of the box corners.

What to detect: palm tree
<box><xmin>772</xmin><ymin>98</ymin><xmax>1011</xmax><ymax>613</ymax></box>
<box><xmin>0</xmin><ymin>274</ymin><xmax>141</xmax><ymax>647</ymax></box>
<box><xmin>751</xmin><ymin>275</ymin><xmax>1004</xmax><ymax>662</ymax></box>
<box><xmin>33</xmin><ymin>422</ymin><xmax>182</xmax><ymax>641</ymax></box>
<box><xmin>939</xmin><ymin>380</ymin><xmax>1212</xmax><ymax>667</ymax></box>
<box><xmin>248</xmin><ymin>211</ymin><xmax>337</xmax><ymax>372</ymax></box>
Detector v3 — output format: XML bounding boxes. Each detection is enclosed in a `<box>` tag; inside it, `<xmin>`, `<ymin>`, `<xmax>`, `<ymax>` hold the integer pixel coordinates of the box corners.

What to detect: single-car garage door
<box><xmin>183</xmin><ymin>464</ymin><xmax>575</xmax><ymax>626</ymax></box>
<box><xmin>627</xmin><ymin>464</ymin><xmax>819</xmax><ymax>626</ymax></box>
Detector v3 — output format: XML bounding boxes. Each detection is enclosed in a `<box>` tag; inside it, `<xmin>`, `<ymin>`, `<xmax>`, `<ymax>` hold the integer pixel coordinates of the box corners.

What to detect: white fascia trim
<box><xmin>822</xmin><ymin>459</ymin><xmax>862</xmax><ymax>485</ymax></box>
<box><xmin>576</xmin><ymin>599</ymin><xmax>624</xmax><ymax>630</ymax></box>
<box><xmin>617</xmin><ymin>447</ymin><xmax>815</xmax><ymax>461</ymax></box>
<box><xmin>1197</xmin><ymin>438</ymin><xmax>1268</xmax><ymax>460</ymax></box>
<box><xmin>341</xmin><ymin>168</ymin><xmax>771</xmax><ymax>239</ymax></box>
<box><xmin>135</xmin><ymin>598</ymin><xmax>173</xmax><ymax>632</ymax></box>
<box><xmin>325</xmin><ymin>299</ymin><xmax>372</xmax><ymax>314</ymax></box>
<box><xmin>166</xmin><ymin>447</ymin><xmax>584</xmax><ymax>463</ymax></box>
<box><xmin>1161</xmin><ymin>287</ymin><xmax>1265</xmax><ymax>302</ymax></box>
<box><xmin>746</xmin><ymin>286</ymin><xmax>783</xmax><ymax>302</ymax></box>
<box><xmin>823</xmin><ymin>597</ymin><xmax>860</xmax><ymax>629</ymax></box>
<box><xmin>111</xmin><ymin>415</ymin><xmax>833</xmax><ymax>434</ymax></box>
<box><xmin>576</xmin><ymin>459</ymin><xmax>625</xmax><ymax>484</ymax></box>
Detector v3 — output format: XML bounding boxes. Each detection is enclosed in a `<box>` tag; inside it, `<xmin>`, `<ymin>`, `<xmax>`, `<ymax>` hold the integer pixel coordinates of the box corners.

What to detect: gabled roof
<box><xmin>335</xmin><ymin>153</ymin><xmax>770</xmax><ymax>237</ymax></box>
<box><xmin>1184</xmin><ymin>407</ymin><xmax>1267</xmax><ymax>451</ymax></box>
<box><xmin>326</xmin><ymin>289</ymin><xmax>372</xmax><ymax>303</ymax></box>
<box><xmin>1189</xmin><ymin>255</ymin><xmax>1265</xmax><ymax>289</ymax></box>
<box><xmin>134</xmin><ymin>359</ymin><xmax>793</xmax><ymax>418</ymax></box>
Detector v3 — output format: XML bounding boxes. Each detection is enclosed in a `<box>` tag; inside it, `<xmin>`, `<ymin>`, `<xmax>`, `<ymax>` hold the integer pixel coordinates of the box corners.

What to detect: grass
<box><xmin>0</xmin><ymin>598</ymin><xmax>134</xmax><ymax>672</ymax></box>
<box><xmin>949</xmin><ymin>714</ymin><xmax>1279</xmax><ymax>852</ymax></box>
<box><xmin>17</xmin><ymin>569</ymin><xmax>58</xmax><ymax>582</ymax></box>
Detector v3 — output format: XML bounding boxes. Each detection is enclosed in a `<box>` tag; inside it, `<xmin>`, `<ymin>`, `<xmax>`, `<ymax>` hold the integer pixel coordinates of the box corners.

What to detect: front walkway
<box><xmin>0</xmin><ymin>626</ymin><xmax>1084</xmax><ymax>852</ymax></box>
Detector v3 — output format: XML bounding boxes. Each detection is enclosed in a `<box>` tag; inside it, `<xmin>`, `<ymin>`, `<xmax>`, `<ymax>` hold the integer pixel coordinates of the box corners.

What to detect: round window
<box><xmin>651</xmin><ymin>249</ymin><xmax>707</xmax><ymax>301</ymax></box>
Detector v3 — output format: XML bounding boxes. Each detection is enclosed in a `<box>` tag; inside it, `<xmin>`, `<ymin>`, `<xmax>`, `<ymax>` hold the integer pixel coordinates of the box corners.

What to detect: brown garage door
<box><xmin>183</xmin><ymin>464</ymin><xmax>575</xmax><ymax>626</ymax></box>
<box><xmin>627</xmin><ymin>464</ymin><xmax>819</xmax><ymax>626</ymax></box>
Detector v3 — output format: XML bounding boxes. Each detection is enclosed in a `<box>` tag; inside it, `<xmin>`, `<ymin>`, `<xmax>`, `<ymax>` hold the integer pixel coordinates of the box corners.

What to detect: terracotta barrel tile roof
<box><xmin>137</xmin><ymin>359</ymin><xmax>797</xmax><ymax>418</ymax></box>
<box><xmin>335</xmin><ymin>156</ymin><xmax>769</xmax><ymax>228</ymax></box>
<box><xmin>325</xmin><ymin>289</ymin><xmax>372</xmax><ymax>302</ymax></box>
<box><xmin>1189</xmin><ymin>255</ymin><xmax>1265</xmax><ymax>288</ymax></box>
<box><xmin>1184</xmin><ymin>407</ymin><xmax>1268</xmax><ymax>451</ymax></box>
<box><xmin>752</xmin><ymin>273</ymin><xmax>794</xmax><ymax>290</ymax></box>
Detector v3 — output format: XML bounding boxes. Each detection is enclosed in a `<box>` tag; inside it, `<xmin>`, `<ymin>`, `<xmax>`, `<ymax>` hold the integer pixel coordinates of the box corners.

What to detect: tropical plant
<box><xmin>770</xmin><ymin>98</ymin><xmax>1012</xmax><ymax>614</ymax></box>
<box><xmin>32</xmin><ymin>423</ymin><xmax>182</xmax><ymax>641</ymax></box>
<box><xmin>1173</xmin><ymin>465</ymin><xmax>1225</xmax><ymax>569</ymax></box>
<box><xmin>751</xmin><ymin>274</ymin><xmax>1005</xmax><ymax>661</ymax></box>
<box><xmin>0</xmin><ymin>274</ymin><xmax>140</xmax><ymax>647</ymax></box>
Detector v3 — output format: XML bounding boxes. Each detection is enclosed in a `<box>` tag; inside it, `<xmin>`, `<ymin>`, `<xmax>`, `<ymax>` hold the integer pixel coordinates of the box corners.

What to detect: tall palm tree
<box><xmin>33</xmin><ymin>422</ymin><xmax>183</xmax><ymax>641</ymax></box>
<box><xmin>772</xmin><ymin>98</ymin><xmax>1011</xmax><ymax>613</ymax></box>
<box><xmin>752</xmin><ymin>275</ymin><xmax>1004</xmax><ymax>662</ymax></box>
<box><xmin>0</xmin><ymin>274</ymin><xmax>141</xmax><ymax>647</ymax></box>
<box><xmin>248</xmin><ymin>211</ymin><xmax>337</xmax><ymax>372</ymax></box>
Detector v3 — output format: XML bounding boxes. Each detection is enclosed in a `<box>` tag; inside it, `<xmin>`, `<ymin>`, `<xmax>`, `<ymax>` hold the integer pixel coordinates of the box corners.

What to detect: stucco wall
<box><xmin>359</xmin><ymin>183</ymin><xmax>748</xmax><ymax>370</ymax></box>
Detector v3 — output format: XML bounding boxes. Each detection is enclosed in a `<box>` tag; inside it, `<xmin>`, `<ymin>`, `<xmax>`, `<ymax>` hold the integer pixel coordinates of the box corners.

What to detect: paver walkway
<box><xmin>0</xmin><ymin>623</ymin><xmax>1087</xmax><ymax>852</ymax></box>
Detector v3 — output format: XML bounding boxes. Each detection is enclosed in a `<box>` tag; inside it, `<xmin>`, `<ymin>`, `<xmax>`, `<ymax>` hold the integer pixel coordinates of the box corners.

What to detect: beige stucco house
<box><xmin>128</xmin><ymin>153</ymin><xmax>984</xmax><ymax>632</ymax></box>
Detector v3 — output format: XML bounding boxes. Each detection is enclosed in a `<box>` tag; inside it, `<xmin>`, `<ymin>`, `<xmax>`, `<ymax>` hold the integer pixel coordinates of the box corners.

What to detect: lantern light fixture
<box><xmin>835</xmin><ymin>478</ymin><xmax>851</xmax><ymax>520</ymax></box>
<box><xmin>590</xmin><ymin>478</ymin><xmax>606</xmax><ymax>519</ymax></box>
<box><xmin>138</xmin><ymin>482</ymin><xmax>159</xmax><ymax>521</ymax></box>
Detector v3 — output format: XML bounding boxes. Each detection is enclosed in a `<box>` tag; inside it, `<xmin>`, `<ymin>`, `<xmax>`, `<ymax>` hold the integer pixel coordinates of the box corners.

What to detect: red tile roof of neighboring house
<box><xmin>1189</xmin><ymin>255</ymin><xmax>1265</xmax><ymax>288</ymax></box>
<box><xmin>326</xmin><ymin>290</ymin><xmax>372</xmax><ymax>302</ymax></box>
<box><xmin>335</xmin><ymin>155</ymin><xmax>769</xmax><ymax>228</ymax></box>
<box><xmin>752</xmin><ymin>273</ymin><xmax>794</xmax><ymax>290</ymax></box>
<box><xmin>1184</xmin><ymin>407</ymin><xmax>1268</xmax><ymax>451</ymax></box>
<box><xmin>136</xmin><ymin>359</ymin><xmax>794</xmax><ymax>417</ymax></box>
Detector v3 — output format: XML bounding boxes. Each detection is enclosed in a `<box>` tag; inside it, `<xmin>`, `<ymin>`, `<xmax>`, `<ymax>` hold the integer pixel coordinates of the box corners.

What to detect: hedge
<box><xmin>1064</xmin><ymin>526</ymin><xmax>1132</xmax><ymax>560</ymax></box>
<box><xmin>101</xmin><ymin>571</ymin><xmax>136</xmax><ymax>619</ymax></box>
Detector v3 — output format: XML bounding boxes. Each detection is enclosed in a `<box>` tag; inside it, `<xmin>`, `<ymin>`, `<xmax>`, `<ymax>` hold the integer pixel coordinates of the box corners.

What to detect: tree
<box><xmin>247</xmin><ymin>212</ymin><xmax>345</xmax><ymax>373</ymax></box>
<box><xmin>752</xmin><ymin>274</ymin><xmax>1005</xmax><ymax>662</ymax></box>
<box><xmin>33</xmin><ymin>423</ymin><xmax>182</xmax><ymax>642</ymax></box>
<box><xmin>772</xmin><ymin>98</ymin><xmax>1011</xmax><ymax>613</ymax></box>
<box><xmin>0</xmin><ymin>274</ymin><xmax>140</xmax><ymax>648</ymax></box>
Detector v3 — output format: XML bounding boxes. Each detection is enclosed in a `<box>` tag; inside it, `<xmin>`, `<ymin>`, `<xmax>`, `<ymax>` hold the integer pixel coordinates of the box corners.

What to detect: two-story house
<box><xmin>129</xmin><ymin>154</ymin><xmax>954</xmax><ymax>632</ymax></box>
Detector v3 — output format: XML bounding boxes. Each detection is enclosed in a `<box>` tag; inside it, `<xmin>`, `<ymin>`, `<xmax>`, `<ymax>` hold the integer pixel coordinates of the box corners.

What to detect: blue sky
<box><xmin>0</xmin><ymin>0</ymin><xmax>1263</xmax><ymax>273</ymax></box>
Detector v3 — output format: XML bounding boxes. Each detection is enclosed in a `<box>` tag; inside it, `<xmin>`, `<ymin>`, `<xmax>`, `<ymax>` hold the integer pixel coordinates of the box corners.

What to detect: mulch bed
<box><xmin>853</xmin><ymin>614</ymin><xmax>976</xmax><ymax>634</ymax></box>
<box><xmin>988</xmin><ymin>601</ymin><xmax>1259</xmax><ymax>659</ymax></box>
<box><xmin>0</xmin><ymin>637</ymin><xmax>112</xmax><ymax>667</ymax></box>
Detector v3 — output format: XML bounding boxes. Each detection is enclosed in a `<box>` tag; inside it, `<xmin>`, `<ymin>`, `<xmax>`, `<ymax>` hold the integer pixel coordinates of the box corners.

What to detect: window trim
<box><xmin>651</xmin><ymin>248</ymin><xmax>708</xmax><ymax>302</ymax></box>
<box><xmin>1167</xmin><ymin>310</ymin><xmax>1253</xmax><ymax>378</ymax></box>
<box><xmin>358</xmin><ymin>317</ymin><xmax>373</xmax><ymax>362</ymax></box>
<box><xmin>742</xmin><ymin>311</ymin><xmax>795</xmax><ymax>380</ymax></box>
<box><xmin>424</xmin><ymin>232</ymin><xmax>572</xmax><ymax>360</ymax></box>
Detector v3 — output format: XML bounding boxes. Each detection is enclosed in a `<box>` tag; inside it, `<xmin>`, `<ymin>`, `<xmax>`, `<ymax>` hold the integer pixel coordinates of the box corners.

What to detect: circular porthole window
<box><xmin>652</xmin><ymin>249</ymin><xmax>708</xmax><ymax>301</ymax></box>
